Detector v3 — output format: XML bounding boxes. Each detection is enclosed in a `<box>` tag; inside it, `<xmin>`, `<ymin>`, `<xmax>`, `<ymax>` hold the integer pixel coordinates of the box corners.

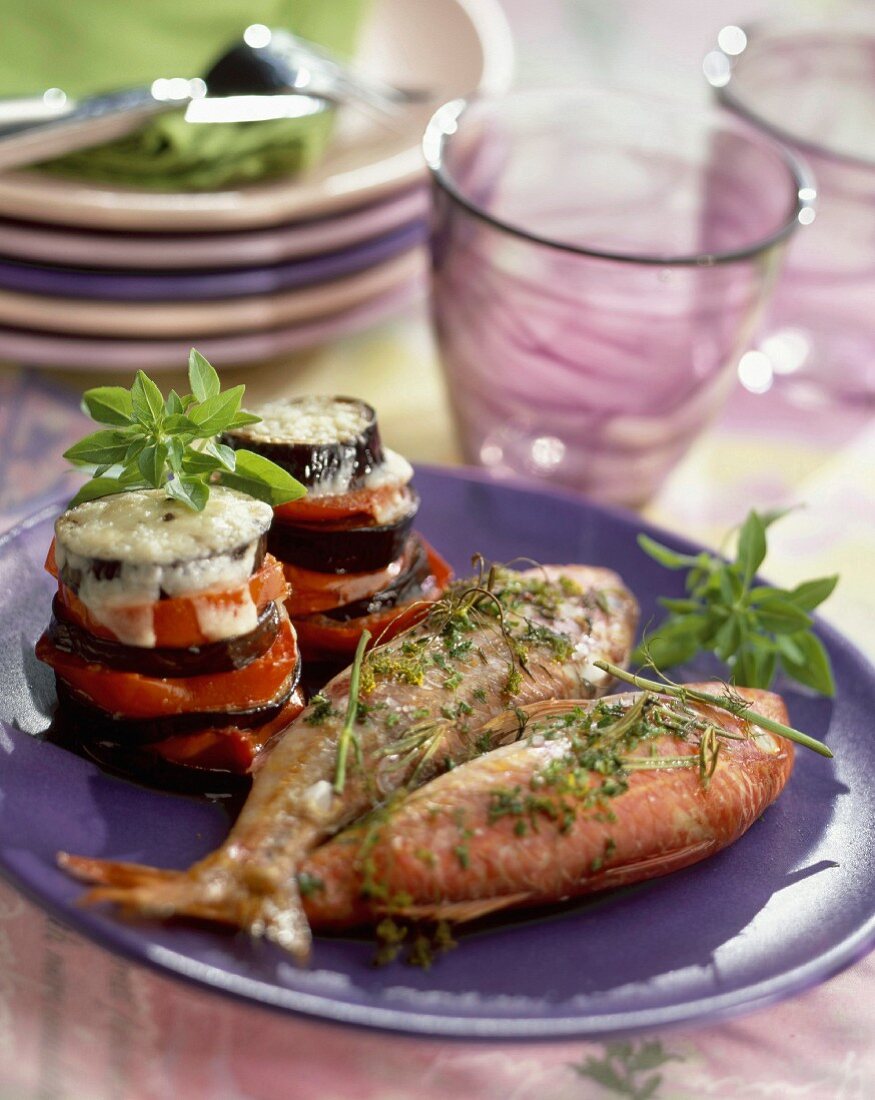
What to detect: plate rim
<box><xmin>0</xmin><ymin>464</ymin><xmax>872</xmax><ymax>1040</ymax></box>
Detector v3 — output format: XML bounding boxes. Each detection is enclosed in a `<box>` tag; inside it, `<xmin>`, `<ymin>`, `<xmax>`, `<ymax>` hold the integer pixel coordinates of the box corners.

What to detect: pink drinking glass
<box><xmin>424</xmin><ymin>89</ymin><xmax>812</xmax><ymax>506</ymax></box>
<box><xmin>714</xmin><ymin>27</ymin><xmax>875</xmax><ymax>404</ymax></box>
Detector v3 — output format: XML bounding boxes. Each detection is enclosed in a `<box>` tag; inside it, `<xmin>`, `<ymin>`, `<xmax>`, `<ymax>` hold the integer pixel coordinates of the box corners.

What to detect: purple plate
<box><xmin>0</xmin><ymin>468</ymin><xmax>872</xmax><ymax>1039</ymax></box>
<box><xmin>0</xmin><ymin>221</ymin><xmax>426</xmax><ymax>302</ymax></box>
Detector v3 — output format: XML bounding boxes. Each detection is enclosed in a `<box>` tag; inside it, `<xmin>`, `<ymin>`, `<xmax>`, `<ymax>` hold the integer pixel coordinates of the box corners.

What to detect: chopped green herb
<box><xmin>297</xmin><ymin>872</ymin><xmax>325</xmax><ymax>898</ymax></box>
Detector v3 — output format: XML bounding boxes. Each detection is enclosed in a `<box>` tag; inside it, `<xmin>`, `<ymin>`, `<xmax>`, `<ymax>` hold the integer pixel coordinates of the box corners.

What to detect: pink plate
<box><xmin>0</xmin><ymin>188</ymin><xmax>428</xmax><ymax>272</ymax></box>
<box><xmin>0</xmin><ymin>273</ymin><xmax>425</xmax><ymax>370</ymax></box>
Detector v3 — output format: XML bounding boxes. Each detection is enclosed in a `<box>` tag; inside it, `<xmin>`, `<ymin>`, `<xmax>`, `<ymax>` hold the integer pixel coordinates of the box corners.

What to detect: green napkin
<box><xmin>0</xmin><ymin>0</ymin><xmax>369</xmax><ymax>190</ymax></box>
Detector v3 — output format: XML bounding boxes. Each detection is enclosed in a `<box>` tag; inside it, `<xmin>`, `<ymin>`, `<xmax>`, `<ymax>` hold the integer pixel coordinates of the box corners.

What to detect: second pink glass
<box><xmin>424</xmin><ymin>90</ymin><xmax>811</xmax><ymax>506</ymax></box>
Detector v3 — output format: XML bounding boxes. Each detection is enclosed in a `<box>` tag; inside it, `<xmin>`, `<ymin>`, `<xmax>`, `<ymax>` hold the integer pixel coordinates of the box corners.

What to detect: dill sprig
<box><xmin>333</xmin><ymin>630</ymin><xmax>372</xmax><ymax>794</ymax></box>
<box><xmin>595</xmin><ymin>660</ymin><xmax>833</xmax><ymax>758</ymax></box>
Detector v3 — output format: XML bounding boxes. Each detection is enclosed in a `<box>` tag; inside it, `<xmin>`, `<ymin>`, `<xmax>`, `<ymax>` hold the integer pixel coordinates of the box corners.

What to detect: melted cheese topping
<box><xmin>54</xmin><ymin>487</ymin><xmax>273</xmax><ymax>646</ymax></box>
<box><xmin>191</xmin><ymin>590</ymin><xmax>260</xmax><ymax>642</ymax></box>
<box><xmin>306</xmin><ymin>448</ymin><xmax>414</xmax><ymax>502</ymax></box>
<box><xmin>233</xmin><ymin>397</ymin><xmax>372</xmax><ymax>444</ymax></box>
<box><xmin>56</xmin><ymin>487</ymin><xmax>271</xmax><ymax>566</ymax></box>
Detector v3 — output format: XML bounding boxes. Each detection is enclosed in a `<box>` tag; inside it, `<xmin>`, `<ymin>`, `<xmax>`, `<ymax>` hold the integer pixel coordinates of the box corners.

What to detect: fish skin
<box><xmin>59</xmin><ymin>564</ymin><xmax>638</xmax><ymax>958</ymax></box>
<box><xmin>299</xmin><ymin>686</ymin><xmax>794</xmax><ymax>928</ymax></box>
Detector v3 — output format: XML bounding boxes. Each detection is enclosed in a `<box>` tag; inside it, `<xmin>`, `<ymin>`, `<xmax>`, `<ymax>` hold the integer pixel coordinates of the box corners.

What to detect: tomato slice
<box><xmin>37</xmin><ymin>612</ymin><xmax>299</xmax><ymax>719</ymax></box>
<box><xmin>292</xmin><ymin>541</ymin><xmax>453</xmax><ymax>661</ymax></box>
<box><xmin>283</xmin><ymin>551</ymin><xmax>410</xmax><ymax>616</ymax></box>
<box><xmin>149</xmin><ymin>687</ymin><xmax>306</xmax><ymax>772</ymax></box>
<box><xmin>51</xmin><ymin>550</ymin><xmax>289</xmax><ymax>649</ymax></box>
<box><xmin>273</xmin><ymin>483</ymin><xmax>412</xmax><ymax>526</ymax></box>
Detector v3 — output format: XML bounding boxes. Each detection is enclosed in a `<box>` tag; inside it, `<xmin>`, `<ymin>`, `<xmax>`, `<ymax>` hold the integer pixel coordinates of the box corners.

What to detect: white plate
<box><xmin>0</xmin><ymin>0</ymin><xmax>512</xmax><ymax>232</ymax></box>
<box><xmin>0</xmin><ymin>272</ymin><xmax>425</xmax><ymax>370</ymax></box>
<box><xmin>0</xmin><ymin>188</ymin><xmax>429</xmax><ymax>270</ymax></box>
<box><xmin>0</xmin><ymin>249</ymin><xmax>423</xmax><ymax>337</ymax></box>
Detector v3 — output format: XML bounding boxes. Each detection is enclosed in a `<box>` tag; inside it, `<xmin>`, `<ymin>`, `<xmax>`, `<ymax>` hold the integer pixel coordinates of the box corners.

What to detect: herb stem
<box><xmin>594</xmin><ymin>661</ymin><xmax>833</xmax><ymax>758</ymax></box>
<box><xmin>334</xmin><ymin>630</ymin><xmax>372</xmax><ymax>794</ymax></box>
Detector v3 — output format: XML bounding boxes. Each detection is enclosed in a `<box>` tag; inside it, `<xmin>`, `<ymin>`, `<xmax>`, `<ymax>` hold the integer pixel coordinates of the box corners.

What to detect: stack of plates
<box><xmin>0</xmin><ymin>0</ymin><xmax>512</xmax><ymax>372</ymax></box>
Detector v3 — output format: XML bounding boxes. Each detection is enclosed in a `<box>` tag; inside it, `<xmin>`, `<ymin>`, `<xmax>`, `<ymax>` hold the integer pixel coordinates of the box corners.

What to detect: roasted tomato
<box><xmin>36</xmin><ymin>613</ymin><xmax>299</xmax><ymax>720</ymax></box>
<box><xmin>292</xmin><ymin>541</ymin><xmax>453</xmax><ymax>661</ymax></box>
<box><xmin>147</xmin><ymin>687</ymin><xmax>306</xmax><ymax>772</ymax></box>
<box><xmin>273</xmin><ymin>482</ymin><xmax>414</xmax><ymax>526</ymax></box>
<box><xmin>47</xmin><ymin>546</ymin><xmax>289</xmax><ymax>650</ymax></box>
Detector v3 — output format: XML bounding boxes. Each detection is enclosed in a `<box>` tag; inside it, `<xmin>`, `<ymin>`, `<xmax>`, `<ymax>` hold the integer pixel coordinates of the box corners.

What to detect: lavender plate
<box><xmin>0</xmin><ymin>221</ymin><xmax>426</xmax><ymax>302</ymax></box>
<box><xmin>0</xmin><ymin>468</ymin><xmax>872</xmax><ymax>1039</ymax></box>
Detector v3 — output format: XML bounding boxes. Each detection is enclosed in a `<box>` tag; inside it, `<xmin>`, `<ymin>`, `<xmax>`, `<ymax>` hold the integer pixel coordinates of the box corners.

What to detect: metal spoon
<box><xmin>0</xmin><ymin>25</ymin><xmax>426</xmax><ymax>174</ymax></box>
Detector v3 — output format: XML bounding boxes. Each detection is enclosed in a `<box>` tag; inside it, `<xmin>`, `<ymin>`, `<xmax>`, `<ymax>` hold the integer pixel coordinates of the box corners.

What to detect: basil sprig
<box><xmin>64</xmin><ymin>349</ymin><xmax>306</xmax><ymax>512</ymax></box>
<box><xmin>634</xmin><ymin>509</ymin><xmax>837</xmax><ymax>695</ymax></box>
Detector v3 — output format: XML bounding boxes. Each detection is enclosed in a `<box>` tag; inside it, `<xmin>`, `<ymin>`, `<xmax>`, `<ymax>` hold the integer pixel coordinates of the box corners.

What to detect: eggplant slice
<box><xmin>48</xmin><ymin>598</ymin><xmax>281</xmax><ymax>676</ymax></box>
<box><xmin>223</xmin><ymin>396</ymin><xmax>383</xmax><ymax>492</ymax></box>
<box><xmin>268</xmin><ymin>492</ymin><xmax>419</xmax><ymax>574</ymax></box>
<box><xmin>318</xmin><ymin>536</ymin><xmax>432</xmax><ymax>622</ymax></box>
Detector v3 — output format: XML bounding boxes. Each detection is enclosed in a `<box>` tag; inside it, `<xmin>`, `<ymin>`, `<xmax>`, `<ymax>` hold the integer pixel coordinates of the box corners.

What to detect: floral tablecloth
<box><xmin>0</xmin><ymin>302</ymin><xmax>873</xmax><ymax>1099</ymax></box>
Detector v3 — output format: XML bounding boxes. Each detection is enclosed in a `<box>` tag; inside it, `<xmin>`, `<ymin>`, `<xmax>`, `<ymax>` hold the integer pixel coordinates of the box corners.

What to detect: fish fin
<box><xmin>383</xmin><ymin>891</ymin><xmax>533</xmax><ymax>924</ymax></box>
<box><xmin>244</xmin><ymin>884</ymin><xmax>313</xmax><ymax>962</ymax></box>
<box><xmin>599</xmin><ymin>840</ymin><xmax>715</xmax><ymax>880</ymax></box>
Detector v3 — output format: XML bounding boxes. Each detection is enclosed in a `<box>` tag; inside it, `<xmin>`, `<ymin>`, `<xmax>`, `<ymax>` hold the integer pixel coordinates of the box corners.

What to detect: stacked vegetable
<box><xmin>222</xmin><ymin>396</ymin><xmax>452</xmax><ymax>665</ymax></box>
<box><xmin>38</xmin><ymin>489</ymin><xmax>305</xmax><ymax>779</ymax></box>
<box><xmin>36</xmin><ymin>352</ymin><xmax>308</xmax><ymax>785</ymax></box>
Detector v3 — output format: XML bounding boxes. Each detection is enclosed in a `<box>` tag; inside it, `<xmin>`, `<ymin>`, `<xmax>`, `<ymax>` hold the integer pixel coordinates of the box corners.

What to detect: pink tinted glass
<box><xmin>718</xmin><ymin>30</ymin><xmax>875</xmax><ymax>403</ymax></box>
<box><xmin>425</xmin><ymin>90</ymin><xmax>808</xmax><ymax>505</ymax></box>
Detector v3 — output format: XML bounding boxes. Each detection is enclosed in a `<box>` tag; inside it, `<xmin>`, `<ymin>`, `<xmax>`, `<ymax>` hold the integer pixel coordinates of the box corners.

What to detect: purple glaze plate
<box><xmin>0</xmin><ymin>468</ymin><xmax>872</xmax><ymax>1039</ymax></box>
<box><xmin>0</xmin><ymin>221</ymin><xmax>426</xmax><ymax>302</ymax></box>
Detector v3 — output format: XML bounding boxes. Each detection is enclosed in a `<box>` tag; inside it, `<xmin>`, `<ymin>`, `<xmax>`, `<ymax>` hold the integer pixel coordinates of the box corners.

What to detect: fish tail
<box><xmin>59</xmin><ymin>852</ymin><xmax>235</xmax><ymax>923</ymax></box>
<box><xmin>58</xmin><ymin>852</ymin><xmax>313</xmax><ymax>959</ymax></box>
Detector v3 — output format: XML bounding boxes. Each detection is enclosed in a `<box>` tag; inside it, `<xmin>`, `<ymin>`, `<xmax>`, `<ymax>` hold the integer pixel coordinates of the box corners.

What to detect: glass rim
<box><xmin>422</xmin><ymin>87</ymin><xmax>815</xmax><ymax>268</ymax></box>
<box><xmin>714</xmin><ymin>24</ymin><xmax>875</xmax><ymax>172</ymax></box>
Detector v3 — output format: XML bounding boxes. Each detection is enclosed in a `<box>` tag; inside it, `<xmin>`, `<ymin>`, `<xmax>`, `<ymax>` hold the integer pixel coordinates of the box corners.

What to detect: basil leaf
<box><xmin>226</xmin><ymin>411</ymin><xmax>261</xmax><ymax>429</ymax></box>
<box><xmin>81</xmin><ymin>386</ymin><xmax>134</xmax><ymax>426</ymax></box>
<box><xmin>752</xmin><ymin>597</ymin><xmax>812</xmax><ymax>635</ymax></box>
<box><xmin>633</xmin><ymin>615</ymin><xmax>709</xmax><ymax>669</ymax></box>
<box><xmin>775</xmin><ymin>633</ymin><xmax>805</xmax><ymax>664</ymax></box>
<box><xmin>138</xmin><ymin>443</ymin><xmax>169</xmax><ymax>487</ymax></box>
<box><xmin>165</xmin><ymin>389</ymin><xmax>185</xmax><ymax>416</ymax></box>
<box><xmin>163</xmin><ymin>413</ymin><xmax>198</xmax><ymax>436</ymax></box>
<box><xmin>217</xmin><ymin>447</ymin><xmax>305</xmax><ymax>507</ymax></box>
<box><xmin>181</xmin><ymin>450</ymin><xmax>222</xmax><ymax>474</ymax></box>
<box><xmin>131</xmin><ymin>370</ymin><xmax>165</xmax><ymax>425</ymax></box>
<box><xmin>166</xmin><ymin>476</ymin><xmax>209</xmax><ymax>512</ymax></box>
<box><xmin>64</xmin><ymin>429</ymin><xmax>131</xmax><ymax>466</ymax></box>
<box><xmin>736</xmin><ymin>510</ymin><xmax>767</xmax><ymax>586</ymax></box>
<box><xmin>204</xmin><ymin>439</ymin><xmax>236</xmax><ymax>471</ymax></box>
<box><xmin>188</xmin><ymin>348</ymin><xmax>221</xmax><ymax>403</ymax></box>
<box><xmin>779</xmin><ymin>631</ymin><xmax>836</xmax><ymax>696</ymax></box>
<box><xmin>786</xmin><ymin>575</ymin><xmax>839</xmax><ymax>612</ymax></box>
<box><xmin>713</xmin><ymin>614</ymin><xmax>743</xmax><ymax>661</ymax></box>
<box><xmin>68</xmin><ymin>476</ymin><xmax>135</xmax><ymax>507</ymax></box>
<box><xmin>733</xmin><ymin>644</ymin><xmax>776</xmax><ymax>689</ymax></box>
<box><xmin>167</xmin><ymin>437</ymin><xmax>185</xmax><ymax>473</ymax></box>
<box><xmin>657</xmin><ymin>597</ymin><xmax>702</xmax><ymax>614</ymax></box>
<box><xmin>637</xmin><ymin>534</ymin><xmax>700</xmax><ymax>570</ymax></box>
<box><xmin>188</xmin><ymin>386</ymin><xmax>245</xmax><ymax>436</ymax></box>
